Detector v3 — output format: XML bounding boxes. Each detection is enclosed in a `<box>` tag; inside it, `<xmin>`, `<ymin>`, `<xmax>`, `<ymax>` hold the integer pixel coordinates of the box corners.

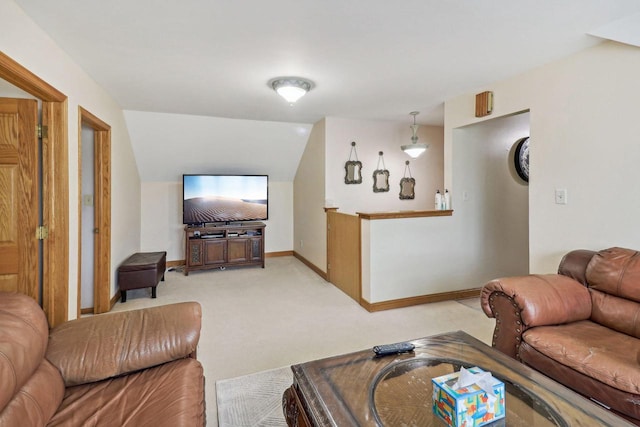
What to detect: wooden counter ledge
<box><xmin>356</xmin><ymin>210</ymin><xmax>453</xmax><ymax>220</ymax></box>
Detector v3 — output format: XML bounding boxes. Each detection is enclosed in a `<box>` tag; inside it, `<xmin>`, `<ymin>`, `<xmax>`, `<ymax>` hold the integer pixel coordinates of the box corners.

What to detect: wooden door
<box><xmin>1</xmin><ymin>52</ymin><xmax>69</xmax><ymax>327</ymax></box>
<box><xmin>326</xmin><ymin>211</ymin><xmax>360</xmax><ymax>302</ymax></box>
<box><xmin>0</xmin><ymin>98</ymin><xmax>39</xmax><ymax>299</ymax></box>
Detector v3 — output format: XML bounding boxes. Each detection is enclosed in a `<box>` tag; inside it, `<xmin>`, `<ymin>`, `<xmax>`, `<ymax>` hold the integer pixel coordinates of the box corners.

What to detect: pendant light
<box><xmin>401</xmin><ymin>111</ymin><xmax>428</xmax><ymax>158</ymax></box>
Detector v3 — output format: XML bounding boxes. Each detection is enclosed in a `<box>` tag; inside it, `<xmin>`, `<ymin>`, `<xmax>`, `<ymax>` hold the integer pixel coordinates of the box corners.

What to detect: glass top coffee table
<box><xmin>282</xmin><ymin>330</ymin><xmax>633</xmax><ymax>426</ymax></box>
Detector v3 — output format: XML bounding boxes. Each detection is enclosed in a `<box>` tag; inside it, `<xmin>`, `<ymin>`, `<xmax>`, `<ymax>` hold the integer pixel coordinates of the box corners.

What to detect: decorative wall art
<box><xmin>373</xmin><ymin>151</ymin><xmax>390</xmax><ymax>193</ymax></box>
<box><xmin>344</xmin><ymin>141</ymin><xmax>362</xmax><ymax>184</ymax></box>
<box><xmin>399</xmin><ymin>160</ymin><xmax>415</xmax><ymax>200</ymax></box>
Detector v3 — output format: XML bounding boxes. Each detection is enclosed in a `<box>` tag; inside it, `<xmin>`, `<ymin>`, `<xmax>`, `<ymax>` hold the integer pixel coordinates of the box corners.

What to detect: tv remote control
<box><xmin>372</xmin><ymin>342</ymin><xmax>415</xmax><ymax>357</ymax></box>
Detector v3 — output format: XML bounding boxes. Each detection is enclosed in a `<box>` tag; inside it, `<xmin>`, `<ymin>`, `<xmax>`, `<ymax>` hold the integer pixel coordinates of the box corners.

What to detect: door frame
<box><xmin>78</xmin><ymin>107</ymin><xmax>111</xmax><ymax>314</ymax></box>
<box><xmin>0</xmin><ymin>52</ymin><xmax>69</xmax><ymax>327</ymax></box>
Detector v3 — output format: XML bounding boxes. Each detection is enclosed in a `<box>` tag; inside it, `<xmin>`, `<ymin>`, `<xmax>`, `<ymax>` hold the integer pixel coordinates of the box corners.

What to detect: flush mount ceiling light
<box><xmin>401</xmin><ymin>111</ymin><xmax>429</xmax><ymax>158</ymax></box>
<box><xmin>269</xmin><ymin>77</ymin><xmax>314</xmax><ymax>104</ymax></box>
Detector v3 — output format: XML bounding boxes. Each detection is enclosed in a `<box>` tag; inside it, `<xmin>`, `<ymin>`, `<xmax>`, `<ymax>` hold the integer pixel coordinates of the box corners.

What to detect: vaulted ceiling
<box><xmin>11</xmin><ymin>0</ymin><xmax>640</xmax><ymax>181</ymax></box>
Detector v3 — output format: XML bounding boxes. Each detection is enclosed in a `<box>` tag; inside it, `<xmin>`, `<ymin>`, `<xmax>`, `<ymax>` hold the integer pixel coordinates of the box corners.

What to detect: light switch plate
<box><xmin>555</xmin><ymin>189</ymin><xmax>567</xmax><ymax>205</ymax></box>
<box><xmin>83</xmin><ymin>194</ymin><xmax>93</xmax><ymax>206</ymax></box>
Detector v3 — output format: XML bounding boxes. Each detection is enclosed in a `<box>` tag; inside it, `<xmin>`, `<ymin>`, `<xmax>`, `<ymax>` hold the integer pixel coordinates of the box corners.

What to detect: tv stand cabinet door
<box><xmin>249</xmin><ymin>237</ymin><xmax>263</xmax><ymax>263</ymax></box>
<box><xmin>227</xmin><ymin>239</ymin><xmax>249</xmax><ymax>263</ymax></box>
<box><xmin>204</xmin><ymin>240</ymin><xmax>227</xmax><ymax>265</ymax></box>
<box><xmin>188</xmin><ymin>240</ymin><xmax>204</xmax><ymax>267</ymax></box>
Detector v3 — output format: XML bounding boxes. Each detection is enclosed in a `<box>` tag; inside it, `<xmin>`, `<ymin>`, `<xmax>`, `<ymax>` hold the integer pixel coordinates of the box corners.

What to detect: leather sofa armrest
<box><xmin>480</xmin><ymin>274</ymin><xmax>591</xmax><ymax>360</ymax></box>
<box><xmin>46</xmin><ymin>302</ymin><xmax>201</xmax><ymax>387</ymax></box>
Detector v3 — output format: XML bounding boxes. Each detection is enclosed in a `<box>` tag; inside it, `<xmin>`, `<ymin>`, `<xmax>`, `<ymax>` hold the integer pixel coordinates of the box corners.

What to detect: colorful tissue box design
<box><xmin>432</xmin><ymin>367</ymin><xmax>505</xmax><ymax>427</ymax></box>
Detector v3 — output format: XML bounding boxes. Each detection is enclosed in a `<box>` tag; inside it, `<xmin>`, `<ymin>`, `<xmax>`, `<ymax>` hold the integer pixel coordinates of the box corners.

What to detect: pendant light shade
<box><xmin>401</xmin><ymin>111</ymin><xmax>428</xmax><ymax>158</ymax></box>
<box><xmin>269</xmin><ymin>77</ymin><xmax>314</xmax><ymax>104</ymax></box>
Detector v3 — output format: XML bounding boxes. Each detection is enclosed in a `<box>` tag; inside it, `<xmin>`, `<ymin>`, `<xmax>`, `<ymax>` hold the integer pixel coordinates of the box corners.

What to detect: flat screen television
<box><xmin>182</xmin><ymin>174</ymin><xmax>268</xmax><ymax>225</ymax></box>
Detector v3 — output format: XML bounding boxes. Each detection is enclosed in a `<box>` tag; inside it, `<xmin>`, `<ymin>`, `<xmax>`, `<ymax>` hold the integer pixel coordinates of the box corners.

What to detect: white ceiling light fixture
<box><xmin>269</xmin><ymin>77</ymin><xmax>314</xmax><ymax>104</ymax></box>
<box><xmin>401</xmin><ymin>111</ymin><xmax>429</xmax><ymax>158</ymax></box>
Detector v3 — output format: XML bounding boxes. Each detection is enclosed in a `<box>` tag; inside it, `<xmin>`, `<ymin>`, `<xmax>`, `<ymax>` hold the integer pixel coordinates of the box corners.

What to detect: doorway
<box><xmin>452</xmin><ymin>111</ymin><xmax>530</xmax><ymax>277</ymax></box>
<box><xmin>0</xmin><ymin>52</ymin><xmax>69</xmax><ymax>327</ymax></box>
<box><xmin>78</xmin><ymin>107</ymin><xmax>111</xmax><ymax>315</ymax></box>
<box><xmin>80</xmin><ymin>125</ymin><xmax>95</xmax><ymax>313</ymax></box>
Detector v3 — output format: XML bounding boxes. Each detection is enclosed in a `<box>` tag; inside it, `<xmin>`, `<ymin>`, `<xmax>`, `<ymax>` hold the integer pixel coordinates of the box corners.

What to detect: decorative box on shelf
<box><xmin>432</xmin><ymin>366</ymin><xmax>505</xmax><ymax>427</ymax></box>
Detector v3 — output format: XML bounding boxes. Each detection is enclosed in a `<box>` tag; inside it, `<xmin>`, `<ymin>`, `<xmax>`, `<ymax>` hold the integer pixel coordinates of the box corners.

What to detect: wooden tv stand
<box><xmin>183</xmin><ymin>222</ymin><xmax>265</xmax><ymax>276</ymax></box>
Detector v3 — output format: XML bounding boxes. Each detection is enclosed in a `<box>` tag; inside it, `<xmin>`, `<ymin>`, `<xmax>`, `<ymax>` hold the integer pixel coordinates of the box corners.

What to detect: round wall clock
<box><xmin>514</xmin><ymin>137</ymin><xmax>529</xmax><ymax>182</ymax></box>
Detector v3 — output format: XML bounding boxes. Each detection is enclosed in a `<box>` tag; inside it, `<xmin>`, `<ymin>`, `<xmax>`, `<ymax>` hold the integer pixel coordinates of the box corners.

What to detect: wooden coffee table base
<box><xmin>282</xmin><ymin>386</ymin><xmax>311</xmax><ymax>427</ymax></box>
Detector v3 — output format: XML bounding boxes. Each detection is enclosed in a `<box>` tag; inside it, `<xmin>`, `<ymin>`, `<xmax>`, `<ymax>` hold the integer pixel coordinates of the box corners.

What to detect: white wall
<box><xmin>140</xmin><ymin>181</ymin><xmax>294</xmax><ymax>260</ymax></box>
<box><xmin>445</xmin><ymin>41</ymin><xmax>640</xmax><ymax>273</ymax></box>
<box><xmin>325</xmin><ymin>117</ymin><xmax>444</xmax><ymax>214</ymax></box>
<box><xmin>293</xmin><ymin>119</ymin><xmax>327</xmax><ymax>270</ymax></box>
<box><xmin>361</xmin><ymin>113</ymin><xmax>529</xmax><ymax>303</ymax></box>
<box><xmin>1</xmin><ymin>0</ymin><xmax>141</xmax><ymax>318</ymax></box>
<box><xmin>452</xmin><ymin>113</ymin><xmax>530</xmax><ymax>274</ymax></box>
<box><xmin>140</xmin><ymin>182</ymin><xmax>183</xmax><ymax>259</ymax></box>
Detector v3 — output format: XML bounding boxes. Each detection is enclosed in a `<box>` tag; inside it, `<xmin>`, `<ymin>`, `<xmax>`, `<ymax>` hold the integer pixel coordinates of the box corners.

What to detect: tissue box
<box><xmin>432</xmin><ymin>367</ymin><xmax>505</xmax><ymax>427</ymax></box>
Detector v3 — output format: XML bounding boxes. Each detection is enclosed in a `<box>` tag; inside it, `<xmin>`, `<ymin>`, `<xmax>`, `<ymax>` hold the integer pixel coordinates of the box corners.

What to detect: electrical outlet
<box><xmin>300</xmin><ymin>239</ymin><xmax>304</xmax><ymax>248</ymax></box>
<box><xmin>555</xmin><ymin>189</ymin><xmax>567</xmax><ymax>205</ymax></box>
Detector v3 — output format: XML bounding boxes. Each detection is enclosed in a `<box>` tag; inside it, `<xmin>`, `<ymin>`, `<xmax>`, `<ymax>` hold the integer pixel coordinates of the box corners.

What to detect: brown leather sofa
<box><xmin>0</xmin><ymin>292</ymin><xmax>205</xmax><ymax>426</ymax></box>
<box><xmin>481</xmin><ymin>247</ymin><xmax>640</xmax><ymax>423</ymax></box>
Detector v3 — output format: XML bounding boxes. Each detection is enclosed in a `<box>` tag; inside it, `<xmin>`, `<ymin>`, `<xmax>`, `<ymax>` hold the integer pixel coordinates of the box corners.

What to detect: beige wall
<box><xmin>445</xmin><ymin>41</ymin><xmax>640</xmax><ymax>273</ymax></box>
<box><xmin>325</xmin><ymin>117</ymin><xmax>444</xmax><ymax>214</ymax></box>
<box><xmin>293</xmin><ymin>119</ymin><xmax>327</xmax><ymax>271</ymax></box>
<box><xmin>1</xmin><ymin>1</ymin><xmax>141</xmax><ymax>318</ymax></box>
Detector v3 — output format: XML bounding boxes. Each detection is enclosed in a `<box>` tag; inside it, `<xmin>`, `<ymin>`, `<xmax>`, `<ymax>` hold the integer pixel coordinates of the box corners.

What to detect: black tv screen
<box><xmin>183</xmin><ymin>174</ymin><xmax>268</xmax><ymax>224</ymax></box>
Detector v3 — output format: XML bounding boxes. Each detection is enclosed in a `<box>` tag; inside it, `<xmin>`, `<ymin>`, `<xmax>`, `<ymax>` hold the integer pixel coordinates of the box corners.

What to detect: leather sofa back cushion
<box><xmin>47</xmin><ymin>302</ymin><xmax>201</xmax><ymax>386</ymax></box>
<box><xmin>0</xmin><ymin>293</ymin><xmax>51</xmax><ymax>412</ymax></box>
<box><xmin>586</xmin><ymin>247</ymin><xmax>640</xmax><ymax>302</ymax></box>
<box><xmin>590</xmin><ymin>289</ymin><xmax>640</xmax><ymax>338</ymax></box>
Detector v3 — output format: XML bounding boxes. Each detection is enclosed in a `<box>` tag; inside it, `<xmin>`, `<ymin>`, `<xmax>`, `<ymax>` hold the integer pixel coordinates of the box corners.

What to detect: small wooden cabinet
<box><xmin>184</xmin><ymin>222</ymin><xmax>265</xmax><ymax>275</ymax></box>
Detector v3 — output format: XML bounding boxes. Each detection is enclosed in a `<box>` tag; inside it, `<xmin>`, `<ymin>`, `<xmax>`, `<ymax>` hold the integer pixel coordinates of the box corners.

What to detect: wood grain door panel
<box><xmin>227</xmin><ymin>239</ymin><xmax>249</xmax><ymax>263</ymax></box>
<box><xmin>0</xmin><ymin>98</ymin><xmax>38</xmax><ymax>299</ymax></box>
<box><xmin>204</xmin><ymin>240</ymin><xmax>226</xmax><ymax>264</ymax></box>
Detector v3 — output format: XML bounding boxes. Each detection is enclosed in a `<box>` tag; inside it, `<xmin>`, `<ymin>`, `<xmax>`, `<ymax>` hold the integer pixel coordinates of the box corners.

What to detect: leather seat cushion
<box><xmin>47</xmin><ymin>358</ymin><xmax>205</xmax><ymax>427</ymax></box>
<box><xmin>118</xmin><ymin>252</ymin><xmax>166</xmax><ymax>272</ymax></box>
<box><xmin>523</xmin><ymin>320</ymin><xmax>640</xmax><ymax>394</ymax></box>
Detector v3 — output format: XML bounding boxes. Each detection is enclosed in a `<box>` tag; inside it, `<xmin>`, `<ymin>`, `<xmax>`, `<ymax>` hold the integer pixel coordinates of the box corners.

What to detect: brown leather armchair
<box><xmin>0</xmin><ymin>292</ymin><xmax>205</xmax><ymax>426</ymax></box>
<box><xmin>481</xmin><ymin>247</ymin><xmax>640</xmax><ymax>423</ymax></box>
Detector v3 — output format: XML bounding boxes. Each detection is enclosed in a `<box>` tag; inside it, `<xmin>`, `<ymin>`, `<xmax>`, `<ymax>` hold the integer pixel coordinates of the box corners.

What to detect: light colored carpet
<box><xmin>216</xmin><ymin>366</ymin><xmax>292</xmax><ymax>427</ymax></box>
<box><xmin>110</xmin><ymin>256</ymin><xmax>495</xmax><ymax>426</ymax></box>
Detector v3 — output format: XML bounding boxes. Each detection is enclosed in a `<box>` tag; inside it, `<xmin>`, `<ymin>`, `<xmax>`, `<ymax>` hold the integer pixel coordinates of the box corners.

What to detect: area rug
<box><xmin>216</xmin><ymin>366</ymin><xmax>292</xmax><ymax>427</ymax></box>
